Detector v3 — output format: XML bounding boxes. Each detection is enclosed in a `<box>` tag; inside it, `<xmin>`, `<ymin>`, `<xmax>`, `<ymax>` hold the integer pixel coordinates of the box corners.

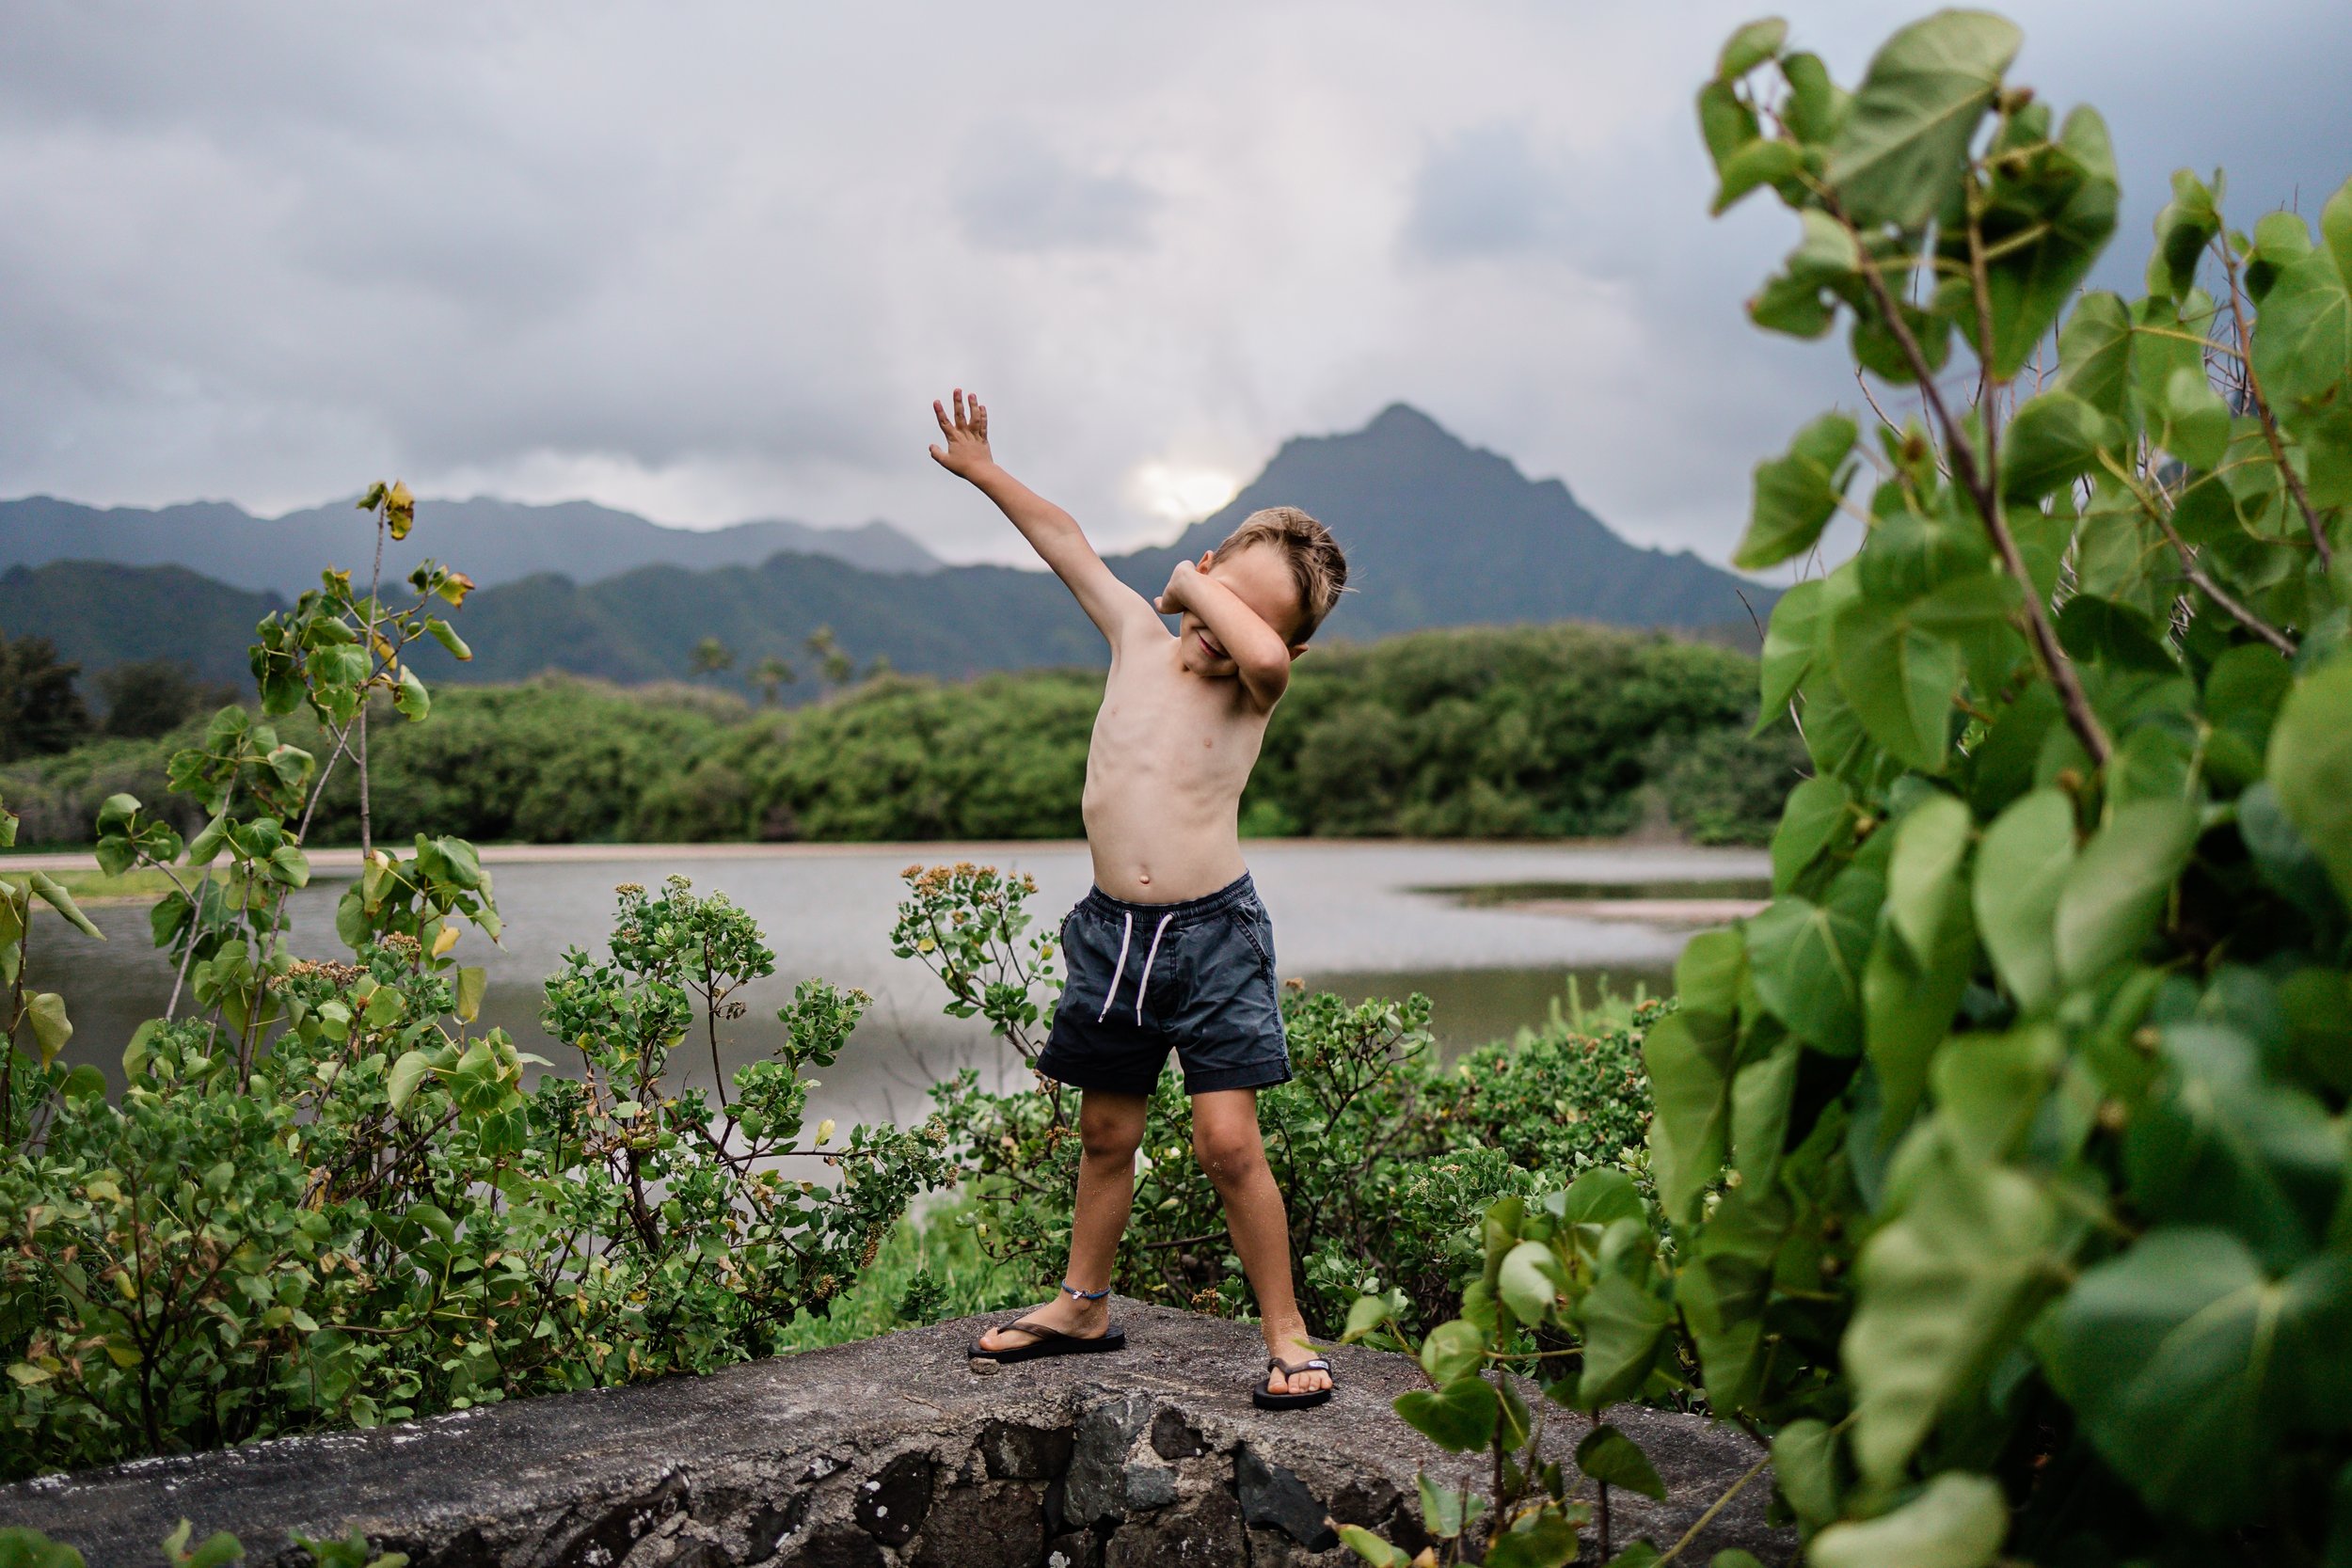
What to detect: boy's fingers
<box><xmin>953</xmin><ymin>388</ymin><xmax>967</xmax><ymax>425</ymax></box>
<box><xmin>929</xmin><ymin>444</ymin><xmax>949</xmax><ymax>466</ymax></box>
<box><xmin>933</xmin><ymin>400</ymin><xmax>954</xmax><ymax>437</ymax></box>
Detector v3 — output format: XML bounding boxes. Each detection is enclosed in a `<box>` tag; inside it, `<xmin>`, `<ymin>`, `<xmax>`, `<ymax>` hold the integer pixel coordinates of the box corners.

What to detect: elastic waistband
<box><xmin>1080</xmin><ymin>873</ymin><xmax>1256</xmax><ymax>927</ymax></box>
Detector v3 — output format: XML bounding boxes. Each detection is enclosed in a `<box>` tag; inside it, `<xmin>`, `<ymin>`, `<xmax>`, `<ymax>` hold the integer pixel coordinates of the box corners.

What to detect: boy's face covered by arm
<box><xmin>1157</xmin><ymin>545</ymin><xmax>1304</xmax><ymax>706</ymax></box>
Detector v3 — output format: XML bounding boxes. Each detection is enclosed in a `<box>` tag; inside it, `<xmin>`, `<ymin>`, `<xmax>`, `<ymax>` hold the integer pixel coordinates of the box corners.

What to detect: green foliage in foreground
<box><xmin>0</xmin><ymin>877</ymin><xmax>946</xmax><ymax>1478</ymax></box>
<box><xmin>1346</xmin><ymin>13</ymin><xmax>2352</xmax><ymax>1568</ymax></box>
<box><xmin>2</xmin><ymin>622</ymin><xmax>1797</xmax><ymax>850</ymax></box>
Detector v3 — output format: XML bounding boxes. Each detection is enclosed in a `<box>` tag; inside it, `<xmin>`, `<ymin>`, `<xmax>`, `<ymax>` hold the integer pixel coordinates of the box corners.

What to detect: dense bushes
<box><xmin>2</xmin><ymin>624</ymin><xmax>1791</xmax><ymax>849</ymax></box>
<box><xmin>1337</xmin><ymin>14</ymin><xmax>2352</xmax><ymax>1568</ymax></box>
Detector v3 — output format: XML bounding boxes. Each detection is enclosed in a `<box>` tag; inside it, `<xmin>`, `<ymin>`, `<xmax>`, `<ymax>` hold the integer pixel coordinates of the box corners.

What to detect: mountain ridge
<box><xmin>0</xmin><ymin>493</ymin><xmax>944</xmax><ymax>597</ymax></box>
<box><xmin>0</xmin><ymin>404</ymin><xmax>1770</xmax><ymax>693</ymax></box>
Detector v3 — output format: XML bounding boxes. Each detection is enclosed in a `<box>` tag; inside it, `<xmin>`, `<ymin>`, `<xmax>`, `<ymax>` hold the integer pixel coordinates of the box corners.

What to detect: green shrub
<box><xmin>1342</xmin><ymin>13</ymin><xmax>2352</xmax><ymax>1567</ymax></box>
<box><xmin>0</xmin><ymin>493</ymin><xmax>943</xmax><ymax>1479</ymax></box>
<box><xmin>893</xmin><ymin>863</ymin><xmax>1661</xmax><ymax>1332</ymax></box>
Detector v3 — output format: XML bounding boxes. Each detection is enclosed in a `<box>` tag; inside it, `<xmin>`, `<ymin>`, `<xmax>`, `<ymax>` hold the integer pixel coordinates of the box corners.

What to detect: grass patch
<box><xmin>0</xmin><ymin>865</ymin><xmax>208</xmax><ymax>904</ymax></box>
<box><xmin>777</xmin><ymin>1198</ymin><xmax>1041</xmax><ymax>1352</ymax></box>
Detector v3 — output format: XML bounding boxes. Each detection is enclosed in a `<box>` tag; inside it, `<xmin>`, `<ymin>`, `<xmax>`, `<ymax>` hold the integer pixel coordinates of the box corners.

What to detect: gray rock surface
<box><xmin>0</xmin><ymin>1302</ymin><xmax>1790</xmax><ymax>1567</ymax></box>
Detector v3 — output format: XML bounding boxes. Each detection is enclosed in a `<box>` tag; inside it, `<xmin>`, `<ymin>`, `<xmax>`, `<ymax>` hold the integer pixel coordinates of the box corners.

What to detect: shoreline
<box><xmin>0</xmin><ymin>832</ymin><xmax>1741</xmax><ymax>876</ymax></box>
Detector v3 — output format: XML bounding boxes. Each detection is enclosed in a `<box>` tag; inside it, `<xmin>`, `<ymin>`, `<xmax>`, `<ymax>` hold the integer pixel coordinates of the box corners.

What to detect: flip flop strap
<box><xmin>1270</xmin><ymin>1356</ymin><xmax>1331</xmax><ymax>1374</ymax></box>
<box><xmin>1003</xmin><ymin>1317</ymin><xmax>1067</xmax><ymax>1342</ymax></box>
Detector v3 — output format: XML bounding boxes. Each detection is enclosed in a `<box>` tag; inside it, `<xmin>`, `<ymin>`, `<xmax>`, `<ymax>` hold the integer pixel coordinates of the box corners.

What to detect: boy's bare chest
<box><xmin>1089</xmin><ymin>661</ymin><xmax>1264</xmax><ymax>786</ymax></box>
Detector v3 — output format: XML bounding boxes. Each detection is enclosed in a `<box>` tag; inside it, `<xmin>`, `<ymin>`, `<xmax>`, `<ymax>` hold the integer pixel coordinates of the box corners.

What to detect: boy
<box><xmin>930</xmin><ymin>389</ymin><xmax>1347</xmax><ymax>1409</ymax></box>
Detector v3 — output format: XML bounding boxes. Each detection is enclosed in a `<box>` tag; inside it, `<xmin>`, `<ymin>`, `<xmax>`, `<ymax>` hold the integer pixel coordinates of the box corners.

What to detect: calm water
<box><xmin>23</xmin><ymin>841</ymin><xmax>1762</xmax><ymax>1129</ymax></box>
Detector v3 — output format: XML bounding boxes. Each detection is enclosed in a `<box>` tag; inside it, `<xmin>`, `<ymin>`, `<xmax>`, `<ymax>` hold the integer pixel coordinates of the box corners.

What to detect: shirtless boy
<box><xmin>930</xmin><ymin>389</ymin><xmax>1347</xmax><ymax>1408</ymax></box>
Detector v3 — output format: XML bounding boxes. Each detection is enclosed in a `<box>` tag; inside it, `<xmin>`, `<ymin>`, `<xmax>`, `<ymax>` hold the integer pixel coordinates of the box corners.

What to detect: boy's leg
<box><xmin>975</xmin><ymin>1088</ymin><xmax>1149</xmax><ymax>1353</ymax></box>
<box><xmin>1190</xmin><ymin>1089</ymin><xmax>1330</xmax><ymax>1396</ymax></box>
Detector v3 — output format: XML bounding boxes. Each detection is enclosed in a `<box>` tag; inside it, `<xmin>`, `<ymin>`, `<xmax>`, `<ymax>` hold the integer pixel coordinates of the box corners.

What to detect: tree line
<box><xmin>0</xmin><ymin>621</ymin><xmax>1793</xmax><ymax>849</ymax></box>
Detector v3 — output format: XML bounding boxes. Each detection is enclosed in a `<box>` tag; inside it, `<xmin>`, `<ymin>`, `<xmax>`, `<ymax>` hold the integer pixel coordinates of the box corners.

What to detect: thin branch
<box><xmin>1652</xmin><ymin>1451</ymin><xmax>1772</xmax><ymax>1567</ymax></box>
<box><xmin>2097</xmin><ymin>452</ymin><xmax>2297</xmax><ymax>655</ymax></box>
<box><xmin>1837</xmin><ymin>199</ymin><xmax>2114</xmax><ymax>766</ymax></box>
<box><xmin>2216</xmin><ymin>234</ymin><xmax>2332</xmax><ymax>570</ymax></box>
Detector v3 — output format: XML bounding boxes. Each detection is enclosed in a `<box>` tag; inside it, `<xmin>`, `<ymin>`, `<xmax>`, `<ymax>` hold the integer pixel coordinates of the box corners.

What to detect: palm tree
<box><xmin>690</xmin><ymin>637</ymin><xmax>735</xmax><ymax>681</ymax></box>
<box><xmin>751</xmin><ymin>655</ymin><xmax>795</xmax><ymax>705</ymax></box>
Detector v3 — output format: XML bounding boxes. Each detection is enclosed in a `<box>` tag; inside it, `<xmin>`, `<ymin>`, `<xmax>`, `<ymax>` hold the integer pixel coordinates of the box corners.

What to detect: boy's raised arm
<box><xmin>929</xmin><ymin>390</ymin><xmax>1158</xmax><ymax>646</ymax></box>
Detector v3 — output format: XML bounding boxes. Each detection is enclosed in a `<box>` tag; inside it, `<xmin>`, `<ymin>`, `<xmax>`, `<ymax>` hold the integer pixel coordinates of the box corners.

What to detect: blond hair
<box><xmin>1216</xmin><ymin>506</ymin><xmax>1349</xmax><ymax>641</ymax></box>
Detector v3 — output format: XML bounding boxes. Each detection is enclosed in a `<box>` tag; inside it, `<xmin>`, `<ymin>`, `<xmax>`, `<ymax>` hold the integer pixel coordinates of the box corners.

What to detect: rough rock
<box><xmin>1</xmin><ymin>1301</ymin><xmax>1791</xmax><ymax>1567</ymax></box>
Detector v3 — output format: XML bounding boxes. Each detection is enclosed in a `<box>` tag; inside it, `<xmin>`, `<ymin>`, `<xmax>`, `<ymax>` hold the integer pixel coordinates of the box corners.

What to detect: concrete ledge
<box><xmin>3</xmin><ymin>1304</ymin><xmax>1788</xmax><ymax>1567</ymax></box>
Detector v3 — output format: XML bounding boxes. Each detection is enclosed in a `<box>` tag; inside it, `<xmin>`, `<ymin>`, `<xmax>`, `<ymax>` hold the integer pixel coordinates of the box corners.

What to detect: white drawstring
<box><xmin>1134</xmin><ymin>912</ymin><xmax>1174</xmax><ymax>1026</ymax></box>
<box><xmin>1097</xmin><ymin>911</ymin><xmax>1135</xmax><ymax>1022</ymax></box>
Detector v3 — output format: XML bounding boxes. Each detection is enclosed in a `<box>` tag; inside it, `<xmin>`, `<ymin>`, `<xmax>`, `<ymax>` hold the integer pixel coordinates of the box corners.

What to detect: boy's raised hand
<box><xmin>1155</xmin><ymin>551</ymin><xmax>1214</xmax><ymax>613</ymax></box>
<box><xmin>929</xmin><ymin>388</ymin><xmax>993</xmax><ymax>478</ymax></box>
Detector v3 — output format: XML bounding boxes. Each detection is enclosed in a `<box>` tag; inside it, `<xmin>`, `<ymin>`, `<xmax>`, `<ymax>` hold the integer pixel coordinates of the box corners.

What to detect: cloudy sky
<box><xmin>6</xmin><ymin>1</ymin><xmax>2347</xmax><ymax>568</ymax></box>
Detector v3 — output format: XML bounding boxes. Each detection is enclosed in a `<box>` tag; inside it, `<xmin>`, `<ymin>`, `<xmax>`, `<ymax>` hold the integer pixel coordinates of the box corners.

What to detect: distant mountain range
<box><xmin>0</xmin><ymin>495</ymin><xmax>942</xmax><ymax>596</ymax></box>
<box><xmin>0</xmin><ymin>404</ymin><xmax>1769</xmax><ymax>692</ymax></box>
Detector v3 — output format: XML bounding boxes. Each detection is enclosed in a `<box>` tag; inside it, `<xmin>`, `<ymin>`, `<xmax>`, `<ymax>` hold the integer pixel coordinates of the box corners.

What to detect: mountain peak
<box><xmin>1358</xmin><ymin>403</ymin><xmax>1453</xmax><ymax>440</ymax></box>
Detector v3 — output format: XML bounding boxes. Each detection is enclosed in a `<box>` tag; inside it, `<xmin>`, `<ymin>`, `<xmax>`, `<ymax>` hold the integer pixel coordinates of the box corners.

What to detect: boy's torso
<box><xmin>1082</xmin><ymin>636</ymin><xmax>1269</xmax><ymax>903</ymax></box>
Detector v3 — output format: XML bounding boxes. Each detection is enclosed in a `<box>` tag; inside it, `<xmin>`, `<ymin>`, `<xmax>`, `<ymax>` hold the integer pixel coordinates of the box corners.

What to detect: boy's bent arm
<box><xmin>1160</xmin><ymin>561</ymin><xmax>1293</xmax><ymax>711</ymax></box>
<box><xmin>930</xmin><ymin>391</ymin><xmax>1158</xmax><ymax>646</ymax></box>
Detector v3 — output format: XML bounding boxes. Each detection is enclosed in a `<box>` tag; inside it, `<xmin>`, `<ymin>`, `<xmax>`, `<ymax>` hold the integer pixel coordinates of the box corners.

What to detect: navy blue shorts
<box><xmin>1038</xmin><ymin>874</ymin><xmax>1291</xmax><ymax>1097</ymax></box>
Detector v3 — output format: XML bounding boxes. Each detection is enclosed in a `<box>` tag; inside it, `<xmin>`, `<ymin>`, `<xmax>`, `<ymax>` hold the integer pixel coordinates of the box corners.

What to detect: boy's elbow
<box><xmin>1240</xmin><ymin>655</ymin><xmax>1291</xmax><ymax>706</ymax></box>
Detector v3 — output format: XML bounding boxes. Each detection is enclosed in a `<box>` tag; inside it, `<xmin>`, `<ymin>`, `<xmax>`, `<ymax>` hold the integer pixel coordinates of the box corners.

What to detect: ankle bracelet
<box><xmin>1062</xmin><ymin>1281</ymin><xmax>1111</xmax><ymax>1302</ymax></box>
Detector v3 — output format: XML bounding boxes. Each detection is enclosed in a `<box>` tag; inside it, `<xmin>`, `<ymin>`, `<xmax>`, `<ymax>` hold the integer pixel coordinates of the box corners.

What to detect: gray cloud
<box><xmin>954</xmin><ymin>133</ymin><xmax>1159</xmax><ymax>252</ymax></box>
<box><xmin>2</xmin><ymin>0</ymin><xmax>2347</xmax><ymax>568</ymax></box>
<box><xmin>1403</xmin><ymin>124</ymin><xmax>1559</xmax><ymax>259</ymax></box>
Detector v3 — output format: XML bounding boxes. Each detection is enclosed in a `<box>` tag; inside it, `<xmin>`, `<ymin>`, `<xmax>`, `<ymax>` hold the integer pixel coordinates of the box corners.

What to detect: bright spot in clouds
<box><xmin>1125</xmin><ymin>462</ymin><xmax>1241</xmax><ymax>527</ymax></box>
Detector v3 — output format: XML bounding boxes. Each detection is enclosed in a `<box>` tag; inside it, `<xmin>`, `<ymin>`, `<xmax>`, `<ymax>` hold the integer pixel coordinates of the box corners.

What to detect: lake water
<box><xmin>24</xmin><ymin>840</ymin><xmax>1764</xmax><ymax>1130</ymax></box>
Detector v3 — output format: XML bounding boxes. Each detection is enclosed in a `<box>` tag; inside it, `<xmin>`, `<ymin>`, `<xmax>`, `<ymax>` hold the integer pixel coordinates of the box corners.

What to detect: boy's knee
<box><xmin>1192</xmin><ymin>1126</ymin><xmax>1263</xmax><ymax>1185</ymax></box>
<box><xmin>1080</xmin><ymin>1116</ymin><xmax>1145</xmax><ymax>1166</ymax></box>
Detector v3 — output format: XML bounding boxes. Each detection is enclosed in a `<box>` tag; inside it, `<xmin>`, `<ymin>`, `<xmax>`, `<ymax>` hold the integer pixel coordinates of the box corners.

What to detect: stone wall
<box><xmin>2</xmin><ymin>1303</ymin><xmax>1789</xmax><ymax>1568</ymax></box>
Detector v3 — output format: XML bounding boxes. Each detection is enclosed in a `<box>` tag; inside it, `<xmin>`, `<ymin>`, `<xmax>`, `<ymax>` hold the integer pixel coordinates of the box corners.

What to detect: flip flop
<box><xmin>967</xmin><ymin>1317</ymin><xmax>1128</xmax><ymax>1365</ymax></box>
<box><xmin>1253</xmin><ymin>1354</ymin><xmax>1335</xmax><ymax>1410</ymax></box>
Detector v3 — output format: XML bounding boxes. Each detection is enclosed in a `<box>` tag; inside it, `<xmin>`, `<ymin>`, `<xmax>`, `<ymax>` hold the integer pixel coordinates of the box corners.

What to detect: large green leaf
<box><xmin>1747</xmin><ymin>875</ymin><xmax>1879</xmax><ymax>1056</ymax></box>
<box><xmin>1772</xmin><ymin>1418</ymin><xmax>1842</xmax><ymax>1526</ymax></box>
<box><xmin>1772</xmin><ymin>775</ymin><xmax>1854</xmax><ymax>892</ymax></box>
<box><xmin>1998</xmin><ymin>390</ymin><xmax>2118</xmax><ymax>502</ymax></box>
<box><xmin>1645</xmin><ymin>1011</ymin><xmax>1736</xmax><ymax>1221</ymax></box>
<box><xmin>1886</xmin><ymin>793</ymin><xmax>1974</xmax><ymax>958</ymax></box>
<box><xmin>1843</xmin><ymin>1143</ymin><xmax>2059</xmax><ymax>1489</ymax></box>
<box><xmin>25</xmin><ymin>872</ymin><xmax>102</xmax><ymax>940</ymax></box>
<box><xmin>2321</xmin><ymin>173</ymin><xmax>2352</xmax><ymax>290</ymax></box>
<box><xmin>1824</xmin><ymin>11</ymin><xmax>2021</xmax><ymax>230</ymax></box>
<box><xmin>1972</xmin><ymin>788</ymin><xmax>2076</xmax><ymax>1012</ymax></box>
<box><xmin>1679</xmin><ymin>1185</ymin><xmax>1791</xmax><ymax>1412</ymax></box>
<box><xmin>2055</xmin><ymin>290</ymin><xmax>2136</xmax><ymax>421</ymax></box>
<box><xmin>2252</xmin><ymin>244</ymin><xmax>2352</xmax><ymax>444</ymax></box>
<box><xmin>1864</xmin><ymin>903</ymin><xmax>1974</xmax><ymax>1134</ymax></box>
<box><xmin>1576</xmin><ymin>1424</ymin><xmax>1666</xmax><ymax>1502</ymax></box>
<box><xmin>1828</xmin><ymin>594</ymin><xmax>1963</xmax><ymax>770</ymax></box>
<box><xmin>2039</xmin><ymin>1228</ymin><xmax>2352</xmax><ymax>1529</ymax></box>
<box><xmin>1973</xmin><ymin>106</ymin><xmax>2121</xmax><ymax>378</ymax></box>
<box><xmin>2148</xmin><ymin>169</ymin><xmax>2220</xmax><ymax>299</ymax></box>
<box><xmin>1715</xmin><ymin>17</ymin><xmax>1788</xmax><ymax>82</ymax></box>
<box><xmin>1730</xmin><ymin>1037</ymin><xmax>1801</xmax><ymax>1191</ymax></box>
<box><xmin>2126</xmin><ymin>1024</ymin><xmax>2344</xmax><ymax>1272</ymax></box>
<box><xmin>1931</xmin><ymin>1024</ymin><xmax>2061</xmax><ymax>1166</ymax></box>
<box><xmin>1751</xmin><ymin>209</ymin><xmax>1864</xmax><ymax>340</ymax></box>
<box><xmin>2270</xmin><ymin>655</ymin><xmax>2352</xmax><ymax>906</ymax></box>
<box><xmin>1576</xmin><ymin>1272</ymin><xmax>1672</xmax><ymax>1408</ymax></box>
<box><xmin>2052</xmin><ymin>798</ymin><xmax>2198</xmax><ymax>986</ymax></box>
<box><xmin>1808</xmin><ymin>1472</ymin><xmax>2009</xmax><ymax>1568</ymax></box>
<box><xmin>1394</xmin><ymin>1374</ymin><xmax>1500</xmax><ymax>1453</ymax></box>
<box><xmin>1831</xmin><ymin>571</ymin><xmax>2019</xmax><ymax>772</ymax></box>
<box><xmin>1737</xmin><ymin>412</ymin><xmax>1859</xmax><ymax>569</ymax></box>
<box><xmin>1757</xmin><ymin>578</ymin><xmax>1828</xmax><ymax>729</ymax></box>
<box><xmin>25</xmin><ymin>991</ymin><xmax>73</xmax><ymax>1067</ymax></box>
<box><xmin>1498</xmin><ymin>1241</ymin><xmax>1565</xmax><ymax>1328</ymax></box>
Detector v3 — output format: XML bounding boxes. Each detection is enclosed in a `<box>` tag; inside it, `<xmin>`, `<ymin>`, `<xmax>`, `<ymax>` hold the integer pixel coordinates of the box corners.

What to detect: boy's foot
<box><xmin>1262</xmin><ymin>1327</ymin><xmax>1332</xmax><ymax>1399</ymax></box>
<box><xmin>973</xmin><ymin>1292</ymin><xmax>1112</xmax><ymax>1357</ymax></box>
